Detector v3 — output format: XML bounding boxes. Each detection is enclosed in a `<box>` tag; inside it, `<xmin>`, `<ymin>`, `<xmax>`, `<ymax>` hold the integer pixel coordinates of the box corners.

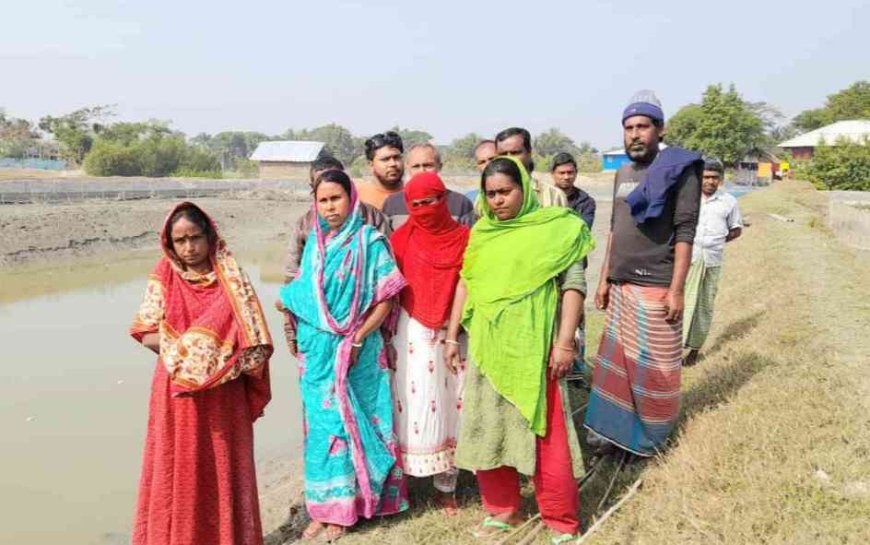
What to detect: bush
<box><xmin>83</xmin><ymin>140</ymin><xmax>141</xmax><ymax>176</ymax></box>
<box><xmin>82</xmin><ymin>132</ymin><xmax>221</xmax><ymax>177</ymax></box>
<box><xmin>803</xmin><ymin>138</ymin><xmax>870</xmax><ymax>191</ymax></box>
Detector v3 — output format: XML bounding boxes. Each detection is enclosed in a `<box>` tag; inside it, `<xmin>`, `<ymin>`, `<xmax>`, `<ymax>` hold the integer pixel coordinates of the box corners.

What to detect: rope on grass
<box><xmin>575</xmin><ymin>477</ymin><xmax>644</xmax><ymax>544</ymax></box>
<box><xmin>596</xmin><ymin>451</ymin><xmax>627</xmax><ymax>512</ymax></box>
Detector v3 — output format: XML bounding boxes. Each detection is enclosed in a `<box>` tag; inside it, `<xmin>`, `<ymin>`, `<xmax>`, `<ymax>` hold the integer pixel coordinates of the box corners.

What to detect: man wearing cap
<box><xmin>682</xmin><ymin>157</ymin><xmax>743</xmax><ymax>367</ymax></box>
<box><xmin>584</xmin><ymin>90</ymin><xmax>703</xmax><ymax>458</ymax></box>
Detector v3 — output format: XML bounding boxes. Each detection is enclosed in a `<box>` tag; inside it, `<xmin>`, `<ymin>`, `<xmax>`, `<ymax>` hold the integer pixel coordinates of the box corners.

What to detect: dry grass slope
<box><xmin>264</xmin><ymin>181</ymin><xmax>870</xmax><ymax>545</ymax></box>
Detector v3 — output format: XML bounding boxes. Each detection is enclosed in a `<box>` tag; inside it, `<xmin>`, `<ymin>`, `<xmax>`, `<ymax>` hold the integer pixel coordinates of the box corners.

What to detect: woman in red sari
<box><xmin>130</xmin><ymin>202</ymin><xmax>273</xmax><ymax>545</ymax></box>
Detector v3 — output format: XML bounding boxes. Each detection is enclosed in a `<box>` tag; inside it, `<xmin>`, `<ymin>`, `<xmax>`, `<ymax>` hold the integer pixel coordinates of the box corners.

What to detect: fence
<box><xmin>0</xmin><ymin>178</ymin><xmax>310</xmax><ymax>204</ymax></box>
<box><xmin>0</xmin><ymin>158</ymin><xmax>67</xmax><ymax>170</ymax></box>
<box><xmin>827</xmin><ymin>196</ymin><xmax>870</xmax><ymax>252</ymax></box>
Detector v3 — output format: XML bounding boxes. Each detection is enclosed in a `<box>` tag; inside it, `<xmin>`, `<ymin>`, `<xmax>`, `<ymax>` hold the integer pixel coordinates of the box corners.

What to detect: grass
<box><xmin>264</xmin><ymin>181</ymin><xmax>870</xmax><ymax>544</ymax></box>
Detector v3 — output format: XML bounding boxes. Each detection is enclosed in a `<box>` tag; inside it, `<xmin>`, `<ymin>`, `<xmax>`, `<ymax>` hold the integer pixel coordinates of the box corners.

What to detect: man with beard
<box><xmin>382</xmin><ymin>142</ymin><xmax>476</xmax><ymax>229</ymax></box>
<box><xmin>495</xmin><ymin>127</ymin><xmax>567</xmax><ymax>208</ymax></box>
<box><xmin>584</xmin><ymin>90</ymin><xmax>703</xmax><ymax>459</ymax></box>
<box><xmin>357</xmin><ymin>130</ymin><xmax>405</xmax><ymax>210</ymax></box>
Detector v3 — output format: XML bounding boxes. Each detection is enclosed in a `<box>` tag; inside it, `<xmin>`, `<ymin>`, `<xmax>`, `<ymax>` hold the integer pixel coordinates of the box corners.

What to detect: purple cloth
<box><xmin>625</xmin><ymin>147</ymin><xmax>703</xmax><ymax>224</ymax></box>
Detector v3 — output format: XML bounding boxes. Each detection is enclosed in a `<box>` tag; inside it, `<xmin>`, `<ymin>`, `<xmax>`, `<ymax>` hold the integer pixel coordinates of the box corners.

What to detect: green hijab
<box><xmin>461</xmin><ymin>156</ymin><xmax>595</xmax><ymax>435</ymax></box>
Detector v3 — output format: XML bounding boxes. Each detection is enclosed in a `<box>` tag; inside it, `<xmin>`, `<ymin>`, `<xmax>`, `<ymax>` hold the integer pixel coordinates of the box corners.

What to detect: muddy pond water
<box><xmin>0</xmin><ymin>254</ymin><xmax>301</xmax><ymax>545</ymax></box>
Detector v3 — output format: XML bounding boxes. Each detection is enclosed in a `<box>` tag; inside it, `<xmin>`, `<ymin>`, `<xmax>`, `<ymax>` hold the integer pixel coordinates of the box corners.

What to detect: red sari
<box><xmin>130</xmin><ymin>202</ymin><xmax>272</xmax><ymax>545</ymax></box>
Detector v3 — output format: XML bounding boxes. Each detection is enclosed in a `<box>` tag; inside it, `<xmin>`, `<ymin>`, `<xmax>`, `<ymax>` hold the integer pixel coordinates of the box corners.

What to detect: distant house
<box><xmin>778</xmin><ymin>120</ymin><xmax>870</xmax><ymax>160</ymax></box>
<box><xmin>735</xmin><ymin>148</ymin><xmax>781</xmax><ymax>185</ymax></box>
<box><xmin>601</xmin><ymin>148</ymin><xmax>630</xmax><ymax>170</ymax></box>
<box><xmin>249</xmin><ymin>141</ymin><xmax>325</xmax><ymax>179</ymax></box>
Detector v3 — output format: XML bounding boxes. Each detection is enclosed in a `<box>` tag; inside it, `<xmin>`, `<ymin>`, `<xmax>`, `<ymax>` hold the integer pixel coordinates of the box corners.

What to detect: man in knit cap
<box><xmin>584</xmin><ymin>90</ymin><xmax>703</xmax><ymax>459</ymax></box>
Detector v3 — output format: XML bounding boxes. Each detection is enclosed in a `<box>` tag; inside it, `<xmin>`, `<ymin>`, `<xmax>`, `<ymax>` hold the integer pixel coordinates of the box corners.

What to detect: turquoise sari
<box><xmin>281</xmin><ymin>195</ymin><xmax>408</xmax><ymax>526</ymax></box>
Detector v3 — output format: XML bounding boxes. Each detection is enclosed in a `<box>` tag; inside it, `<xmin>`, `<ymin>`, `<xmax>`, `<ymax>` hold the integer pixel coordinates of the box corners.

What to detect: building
<box><xmin>601</xmin><ymin>148</ymin><xmax>630</xmax><ymax>170</ymax></box>
<box><xmin>778</xmin><ymin>120</ymin><xmax>870</xmax><ymax>160</ymax></box>
<box><xmin>249</xmin><ymin>141</ymin><xmax>325</xmax><ymax>179</ymax></box>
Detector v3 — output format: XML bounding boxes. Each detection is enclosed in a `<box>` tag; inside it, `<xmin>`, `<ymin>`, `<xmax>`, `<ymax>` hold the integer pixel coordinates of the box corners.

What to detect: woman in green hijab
<box><xmin>444</xmin><ymin>156</ymin><xmax>594</xmax><ymax>542</ymax></box>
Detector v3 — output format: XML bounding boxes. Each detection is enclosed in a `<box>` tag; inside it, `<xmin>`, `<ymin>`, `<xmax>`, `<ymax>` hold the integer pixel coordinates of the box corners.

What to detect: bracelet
<box><xmin>554</xmin><ymin>344</ymin><xmax>574</xmax><ymax>352</ymax></box>
<box><xmin>445</xmin><ymin>339</ymin><xmax>460</xmax><ymax>345</ymax></box>
<box><xmin>351</xmin><ymin>342</ymin><xmax>363</xmax><ymax>348</ymax></box>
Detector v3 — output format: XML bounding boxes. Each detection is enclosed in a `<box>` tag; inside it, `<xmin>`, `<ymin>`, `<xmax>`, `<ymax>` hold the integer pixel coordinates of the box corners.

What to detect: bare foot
<box><xmin>323</xmin><ymin>524</ymin><xmax>346</xmax><ymax>542</ymax></box>
<box><xmin>435</xmin><ymin>491</ymin><xmax>459</xmax><ymax>516</ymax></box>
<box><xmin>301</xmin><ymin>520</ymin><xmax>325</xmax><ymax>540</ymax></box>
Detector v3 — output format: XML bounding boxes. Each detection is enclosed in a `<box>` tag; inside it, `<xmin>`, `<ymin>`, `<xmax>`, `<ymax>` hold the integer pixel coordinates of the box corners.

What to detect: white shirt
<box><xmin>692</xmin><ymin>190</ymin><xmax>742</xmax><ymax>266</ymax></box>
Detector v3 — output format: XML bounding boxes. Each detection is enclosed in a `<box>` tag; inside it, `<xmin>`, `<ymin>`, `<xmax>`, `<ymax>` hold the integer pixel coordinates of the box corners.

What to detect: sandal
<box><xmin>551</xmin><ymin>532</ymin><xmax>578</xmax><ymax>544</ymax></box>
<box><xmin>471</xmin><ymin>516</ymin><xmax>516</xmax><ymax>538</ymax></box>
<box><xmin>435</xmin><ymin>491</ymin><xmax>459</xmax><ymax>516</ymax></box>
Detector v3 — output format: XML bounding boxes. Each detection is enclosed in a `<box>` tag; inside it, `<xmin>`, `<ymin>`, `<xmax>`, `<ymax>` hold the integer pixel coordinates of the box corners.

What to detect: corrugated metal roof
<box><xmin>250</xmin><ymin>141</ymin><xmax>325</xmax><ymax>162</ymax></box>
<box><xmin>778</xmin><ymin>120</ymin><xmax>870</xmax><ymax>148</ymax></box>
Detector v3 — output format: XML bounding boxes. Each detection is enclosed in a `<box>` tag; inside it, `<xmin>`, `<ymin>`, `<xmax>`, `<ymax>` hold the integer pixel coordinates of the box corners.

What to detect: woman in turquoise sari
<box><xmin>279</xmin><ymin>169</ymin><xmax>408</xmax><ymax>541</ymax></box>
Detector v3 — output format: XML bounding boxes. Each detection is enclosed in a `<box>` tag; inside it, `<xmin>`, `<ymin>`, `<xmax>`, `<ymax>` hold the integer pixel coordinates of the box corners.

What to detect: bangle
<box><xmin>554</xmin><ymin>344</ymin><xmax>574</xmax><ymax>352</ymax></box>
<box><xmin>351</xmin><ymin>342</ymin><xmax>363</xmax><ymax>348</ymax></box>
<box><xmin>445</xmin><ymin>339</ymin><xmax>460</xmax><ymax>345</ymax></box>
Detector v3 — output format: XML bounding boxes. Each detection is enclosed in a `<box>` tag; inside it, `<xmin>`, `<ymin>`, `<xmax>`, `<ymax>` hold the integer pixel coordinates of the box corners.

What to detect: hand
<box><xmin>595</xmin><ymin>281</ymin><xmax>610</xmax><ymax>311</ymax></box>
<box><xmin>549</xmin><ymin>343</ymin><xmax>574</xmax><ymax>380</ymax></box>
<box><xmin>349</xmin><ymin>344</ymin><xmax>361</xmax><ymax>366</ymax></box>
<box><xmin>274</xmin><ymin>299</ymin><xmax>285</xmax><ymax>312</ymax></box>
<box><xmin>664</xmin><ymin>289</ymin><xmax>684</xmax><ymax>323</ymax></box>
<box><xmin>444</xmin><ymin>342</ymin><xmax>460</xmax><ymax>375</ymax></box>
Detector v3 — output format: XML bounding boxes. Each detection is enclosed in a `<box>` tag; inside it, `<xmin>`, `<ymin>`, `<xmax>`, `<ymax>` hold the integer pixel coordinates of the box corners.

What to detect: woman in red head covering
<box><xmin>129</xmin><ymin>202</ymin><xmax>272</xmax><ymax>545</ymax></box>
<box><xmin>389</xmin><ymin>172</ymin><xmax>471</xmax><ymax>514</ymax></box>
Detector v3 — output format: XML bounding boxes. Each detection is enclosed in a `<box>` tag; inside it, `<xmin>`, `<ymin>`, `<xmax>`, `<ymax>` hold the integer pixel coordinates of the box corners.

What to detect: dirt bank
<box><xmin>0</xmin><ymin>191</ymin><xmax>308</xmax><ymax>268</ymax></box>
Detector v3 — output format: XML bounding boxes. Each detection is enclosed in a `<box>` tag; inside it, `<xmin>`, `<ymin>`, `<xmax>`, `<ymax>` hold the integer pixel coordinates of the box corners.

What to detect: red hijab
<box><xmin>130</xmin><ymin>202</ymin><xmax>272</xmax><ymax>420</ymax></box>
<box><xmin>390</xmin><ymin>172</ymin><xmax>469</xmax><ymax>329</ymax></box>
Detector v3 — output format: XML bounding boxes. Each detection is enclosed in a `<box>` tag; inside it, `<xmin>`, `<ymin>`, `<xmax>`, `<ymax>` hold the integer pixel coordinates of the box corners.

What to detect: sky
<box><xmin>2</xmin><ymin>0</ymin><xmax>868</xmax><ymax>150</ymax></box>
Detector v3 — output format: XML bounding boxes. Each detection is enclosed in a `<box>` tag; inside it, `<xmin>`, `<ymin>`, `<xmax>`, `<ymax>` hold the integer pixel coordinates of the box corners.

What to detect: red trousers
<box><xmin>475</xmin><ymin>378</ymin><xmax>580</xmax><ymax>535</ymax></box>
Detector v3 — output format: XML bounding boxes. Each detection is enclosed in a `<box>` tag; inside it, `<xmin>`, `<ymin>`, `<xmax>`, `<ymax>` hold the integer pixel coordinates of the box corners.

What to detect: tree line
<box><xmin>1</xmin><ymin>80</ymin><xmax>867</xmax><ymax>186</ymax></box>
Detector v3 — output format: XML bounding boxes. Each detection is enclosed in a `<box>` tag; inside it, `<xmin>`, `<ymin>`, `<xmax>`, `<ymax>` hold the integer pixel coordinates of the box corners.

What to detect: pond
<box><xmin>0</xmin><ymin>257</ymin><xmax>301</xmax><ymax>545</ymax></box>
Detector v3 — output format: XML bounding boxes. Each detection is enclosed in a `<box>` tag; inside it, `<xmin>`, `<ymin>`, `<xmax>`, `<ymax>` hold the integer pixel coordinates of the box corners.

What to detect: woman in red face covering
<box><xmin>389</xmin><ymin>172</ymin><xmax>471</xmax><ymax>514</ymax></box>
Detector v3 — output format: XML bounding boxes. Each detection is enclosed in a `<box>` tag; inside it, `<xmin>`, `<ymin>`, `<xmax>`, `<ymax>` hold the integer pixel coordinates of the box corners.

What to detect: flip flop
<box><xmin>471</xmin><ymin>516</ymin><xmax>515</xmax><ymax>538</ymax></box>
<box><xmin>551</xmin><ymin>532</ymin><xmax>578</xmax><ymax>544</ymax></box>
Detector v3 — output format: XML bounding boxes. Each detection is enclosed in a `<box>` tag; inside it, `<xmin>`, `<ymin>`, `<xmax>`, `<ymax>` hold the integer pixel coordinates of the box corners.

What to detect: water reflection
<box><xmin>0</xmin><ymin>264</ymin><xmax>300</xmax><ymax>545</ymax></box>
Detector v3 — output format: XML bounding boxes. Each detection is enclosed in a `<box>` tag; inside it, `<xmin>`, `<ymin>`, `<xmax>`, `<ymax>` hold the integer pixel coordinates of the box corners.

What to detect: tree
<box><xmin>38</xmin><ymin>105</ymin><xmax>114</xmax><ymax>164</ymax></box>
<box><xmin>390</xmin><ymin>126</ymin><xmax>433</xmax><ymax>148</ymax></box>
<box><xmin>83</xmin><ymin>120</ymin><xmax>220</xmax><ymax>177</ymax></box>
<box><xmin>534</xmin><ymin>128</ymin><xmax>577</xmax><ymax>157</ymax></box>
<box><xmin>0</xmin><ymin>110</ymin><xmax>40</xmax><ymax>158</ymax></box>
<box><xmin>792</xmin><ymin>80</ymin><xmax>870</xmax><ymax>132</ymax></box>
<box><xmin>801</xmin><ymin>137</ymin><xmax>870</xmax><ymax>191</ymax></box>
<box><xmin>665</xmin><ymin>84</ymin><xmax>765</xmax><ymax>165</ymax></box>
<box><xmin>442</xmin><ymin>132</ymin><xmax>483</xmax><ymax>169</ymax></box>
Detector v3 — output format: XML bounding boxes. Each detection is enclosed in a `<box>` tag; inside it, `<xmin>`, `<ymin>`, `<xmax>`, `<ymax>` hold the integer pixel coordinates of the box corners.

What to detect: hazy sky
<box><xmin>3</xmin><ymin>0</ymin><xmax>868</xmax><ymax>149</ymax></box>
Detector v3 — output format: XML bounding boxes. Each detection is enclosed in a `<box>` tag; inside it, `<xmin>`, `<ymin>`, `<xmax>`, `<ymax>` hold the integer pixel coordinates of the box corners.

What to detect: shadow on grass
<box><xmin>575</xmin><ymin>346</ymin><xmax>776</xmax><ymax>531</ymax></box>
<box><xmin>704</xmin><ymin>310</ymin><xmax>765</xmax><ymax>357</ymax></box>
<box><xmin>681</xmin><ymin>350</ymin><xmax>775</xmax><ymax>420</ymax></box>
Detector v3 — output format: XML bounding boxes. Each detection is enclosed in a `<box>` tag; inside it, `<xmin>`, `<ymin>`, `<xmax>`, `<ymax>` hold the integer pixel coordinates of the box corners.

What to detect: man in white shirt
<box><xmin>683</xmin><ymin>157</ymin><xmax>743</xmax><ymax>366</ymax></box>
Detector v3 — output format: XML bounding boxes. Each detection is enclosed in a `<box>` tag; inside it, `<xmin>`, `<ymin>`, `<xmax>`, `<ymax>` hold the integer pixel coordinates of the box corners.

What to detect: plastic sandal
<box><xmin>470</xmin><ymin>516</ymin><xmax>515</xmax><ymax>538</ymax></box>
<box><xmin>551</xmin><ymin>532</ymin><xmax>578</xmax><ymax>544</ymax></box>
